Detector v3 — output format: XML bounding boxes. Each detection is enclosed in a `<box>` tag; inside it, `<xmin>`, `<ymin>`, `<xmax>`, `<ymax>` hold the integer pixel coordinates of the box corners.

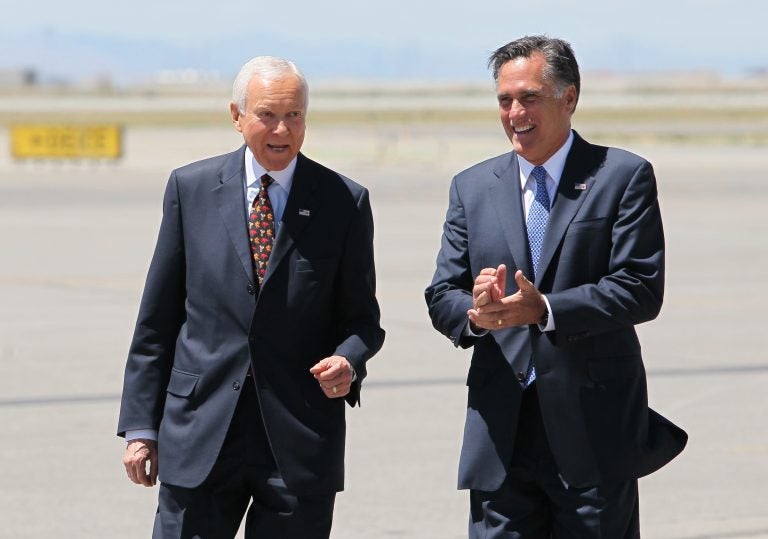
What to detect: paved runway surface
<box><xmin>1</xmin><ymin>123</ymin><xmax>766</xmax><ymax>538</ymax></box>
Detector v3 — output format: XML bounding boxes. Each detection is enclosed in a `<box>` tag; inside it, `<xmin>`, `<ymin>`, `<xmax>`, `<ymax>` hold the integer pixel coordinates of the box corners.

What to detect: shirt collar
<box><xmin>517</xmin><ymin>130</ymin><xmax>574</xmax><ymax>188</ymax></box>
<box><xmin>244</xmin><ymin>146</ymin><xmax>296</xmax><ymax>193</ymax></box>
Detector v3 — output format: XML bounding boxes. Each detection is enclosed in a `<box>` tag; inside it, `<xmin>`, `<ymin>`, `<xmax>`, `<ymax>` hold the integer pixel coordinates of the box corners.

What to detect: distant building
<box><xmin>0</xmin><ymin>68</ymin><xmax>37</xmax><ymax>88</ymax></box>
<box><xmin>152</xmin><ymin>69</ymin><xmax>224</xmax><ymax>86</ymax></box>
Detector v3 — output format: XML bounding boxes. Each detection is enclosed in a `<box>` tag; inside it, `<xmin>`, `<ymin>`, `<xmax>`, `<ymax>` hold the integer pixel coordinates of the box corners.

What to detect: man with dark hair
<box><xmin>118</xmin><ymin>56</ymin><xmax>384</xmax><ymax>538</ymax></box>
<box><xmin>425</xmin><ymin>35</ymin><xmax>686</xmax><ymax>537</ymax></box>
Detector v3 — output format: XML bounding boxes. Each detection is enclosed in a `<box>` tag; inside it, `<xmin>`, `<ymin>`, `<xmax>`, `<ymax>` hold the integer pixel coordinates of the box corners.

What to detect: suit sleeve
<box><xmin>117</xmin><ymin>172</ymin><xmax>186</xmax><ymax>436</ymax></box>
<box><xmin>424</xmin><ymin>176</ymin><xmax>478</xmax><ymax>349</ymax></box>
<box><xmin>332</xmin><ymin>188</ymin><xmax>385</xmax><ymax>405</ymax></box>
<box><xmin>548</xmin><ymin>160</ymin><xmax>664</xmax><ymax>340</ymax></box>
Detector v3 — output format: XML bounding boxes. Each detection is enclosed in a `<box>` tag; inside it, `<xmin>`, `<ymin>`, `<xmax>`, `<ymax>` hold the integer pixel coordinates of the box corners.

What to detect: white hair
<box><xmin>232</xmin><ymin>56</ymin><xmax>308</xmax><ymax>113</ymax></box>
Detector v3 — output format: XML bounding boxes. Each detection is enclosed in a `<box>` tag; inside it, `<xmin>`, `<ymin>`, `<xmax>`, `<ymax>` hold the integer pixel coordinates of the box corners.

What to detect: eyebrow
<box><xmin>497</xmin><ymin>88</ymin><xmax>545</xmax><ymax>100</ymax></box>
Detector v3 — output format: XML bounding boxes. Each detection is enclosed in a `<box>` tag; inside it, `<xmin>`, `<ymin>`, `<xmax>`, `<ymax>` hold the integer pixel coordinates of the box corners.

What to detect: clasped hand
<box><xmin>467</xmin><ymin>264</ymin><xmax>546</xmax><ymax>330</ymax></box>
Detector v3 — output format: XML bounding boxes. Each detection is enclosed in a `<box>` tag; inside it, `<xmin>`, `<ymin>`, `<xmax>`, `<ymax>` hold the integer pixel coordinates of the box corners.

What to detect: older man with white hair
<box><xmin>118</xmin><ymin>56</ymin><xmax>384</xmax><ymax>538</ymax></box>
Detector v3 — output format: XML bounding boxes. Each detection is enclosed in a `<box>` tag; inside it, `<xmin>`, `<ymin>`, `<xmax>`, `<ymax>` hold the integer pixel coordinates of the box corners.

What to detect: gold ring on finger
<box><xmin>497</xmin><ymin>319</ymin><xmax>502</xmax><ymax>326</ymax></box>
<box><xmin>332</xmin><ymin>386</ymin><xmax>338</xmax><ymax>394</ymax></box>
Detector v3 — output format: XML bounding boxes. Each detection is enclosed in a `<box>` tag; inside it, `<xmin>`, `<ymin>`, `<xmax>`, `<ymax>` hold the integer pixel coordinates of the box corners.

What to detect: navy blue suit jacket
<box><xmin>425</xmin><ymin>132</ymin><xmax>686</xmax><ymax>490</ymax></box>
<box><xmin>118</xmin><ymin>147</ymin><xmax>384</xmax><ymax>495</ymax></box>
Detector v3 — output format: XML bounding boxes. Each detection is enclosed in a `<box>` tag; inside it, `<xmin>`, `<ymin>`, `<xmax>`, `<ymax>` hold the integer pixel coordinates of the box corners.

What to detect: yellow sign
<box><xmin>11</xmin><ymin>124</ymin><xmax>122</xmax><ymax>159</ymax></box>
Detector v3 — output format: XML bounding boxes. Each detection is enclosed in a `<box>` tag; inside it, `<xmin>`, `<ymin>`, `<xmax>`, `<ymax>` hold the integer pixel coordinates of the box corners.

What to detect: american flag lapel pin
<box><xmin>574</xmin><ymin>183</ymin><xmax>587</xmax><ymax>191</ymax></box>
<box><xmin>298</xmin><ymin>209</ymin><xmax>311</xmax><ymax>217</ymax></box>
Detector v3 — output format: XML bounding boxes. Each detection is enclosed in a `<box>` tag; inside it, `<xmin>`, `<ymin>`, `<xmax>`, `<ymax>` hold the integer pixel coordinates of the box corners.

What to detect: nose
<box><xmin>507</xmin><ymin>99</ymin><xmax>526</xmax><ymax>120</ymax></box>
<box><xmin>274</xmin><ymin>120</ymin><xmax>289</xmax><ymax>136</ymax></box>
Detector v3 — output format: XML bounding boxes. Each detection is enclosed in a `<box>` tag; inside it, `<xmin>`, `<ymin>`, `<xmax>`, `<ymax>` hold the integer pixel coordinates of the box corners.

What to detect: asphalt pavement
<box><xmin>0</xmin><ymin>123</ymin><xmax>766</xmax><ymax>538</ymax></box>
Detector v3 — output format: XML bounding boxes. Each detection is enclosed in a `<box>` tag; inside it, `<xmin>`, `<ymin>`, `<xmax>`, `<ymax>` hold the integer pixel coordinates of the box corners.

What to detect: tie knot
<box><xmin>260</xmin><ymin>174</ymin><xmax>274</xmax><ymax>190</ymax></box>
<box><xmin>531</xmin><ymin>166</ymin><xmax>547</xmax><ymax>184</ymax></box>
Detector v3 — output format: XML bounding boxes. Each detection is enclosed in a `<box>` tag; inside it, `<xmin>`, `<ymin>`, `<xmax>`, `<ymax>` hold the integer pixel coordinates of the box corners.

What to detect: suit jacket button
<box><xmin>247</xmin><ymin>284</ymin><xmax>255</xmax><ymax>295</ymax></box>
<box><xmin>233</xmin><ymin>381</ymin><xmax>241</xmax><ymax>391</ymax></box>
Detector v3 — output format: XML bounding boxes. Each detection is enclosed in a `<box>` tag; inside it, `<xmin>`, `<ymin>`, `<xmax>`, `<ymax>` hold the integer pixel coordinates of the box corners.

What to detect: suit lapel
<box><xmin>536</xmin><ymin>133</ymin><xmax>599</xmax><ymax>286</ymax></box>
<box><xmin>213</xmin><ymin>146</ymin><xmax>254</xmax><ymax>282</ymax></box>
<box><xmin>489</xmin><ymin>154</ymin><xmax>533</xmax><ymax>279</ymax></box>
<box><xmin>262</xmin><ymin>153</ymin><xmax>320</xmax><ymax>284</ymax></box>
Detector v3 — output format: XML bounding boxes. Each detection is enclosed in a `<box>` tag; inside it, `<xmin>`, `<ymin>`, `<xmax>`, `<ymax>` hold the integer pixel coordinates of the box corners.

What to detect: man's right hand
<box><xmin>468</xmin><ymin>264</ymin><xmax>507</xmax><ymax>332</ymax></box>
<box><xmin>471</xmin><ymin>264</ymin><xmax>507</xmax><ymax>309</ymax></box>
<box><xmin>123</xmin><ymin>438</ymin><xmax>158</xmax><ymax>487</ymax></box>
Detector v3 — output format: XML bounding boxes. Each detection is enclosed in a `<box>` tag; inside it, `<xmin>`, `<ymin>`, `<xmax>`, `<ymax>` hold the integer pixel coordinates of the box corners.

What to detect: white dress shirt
<box><xmin>244</xmin><ymin>147</ymin><xmax>296</xmax><ymax>226</ymax></box>
<box><xmin>517</xmin><ymin>130</ymin><xmax>574</xmax><ymax>332</ymax></box>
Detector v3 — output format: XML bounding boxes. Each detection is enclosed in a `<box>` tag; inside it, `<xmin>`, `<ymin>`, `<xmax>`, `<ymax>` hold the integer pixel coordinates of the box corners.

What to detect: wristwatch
<box><xmin>539</xmin><ymin>308</ymin><xmax>549</xmax><ymax>327</ymax></box>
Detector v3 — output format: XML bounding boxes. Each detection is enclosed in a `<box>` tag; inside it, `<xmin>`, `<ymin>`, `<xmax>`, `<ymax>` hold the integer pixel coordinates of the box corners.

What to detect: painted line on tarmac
<box><xmin>365</xmin><ymin>377</ymin><xmax>463</xmax><ymax>388</ymax></box>
<box><xmin>0</xmin><ymin>394</ymin><xmax>120</xmax><ymax>407</ymax></box>
<box><xmin>672</xmin><ymin>528</ymin><xmax>768</xmax><ymax>539</ymax></box>
<box><xmin>1</xmin><ymin>364</ymin><xmax>766</xmax><ymax>408</ymax></box>
<box><xmin>647</xmin><ymin>364</ymin><xmax>768</xmax><ymax>377</ymax></box>
<box><xmin>0</xmin><ymin>378</ymin><xmax>469</xmax><ymax>408</ymax></box>
<box><xmin>0</xmin><ymin>274</ymin><xmax>142</xmax><ymax>290</ymax></box>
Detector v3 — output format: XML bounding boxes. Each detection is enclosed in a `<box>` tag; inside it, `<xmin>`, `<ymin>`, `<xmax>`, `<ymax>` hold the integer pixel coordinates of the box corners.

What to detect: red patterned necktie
<box><xmin>249</xmin><ymin>174</ymin><xmax>275</xmax><ymax>284</ymax></box>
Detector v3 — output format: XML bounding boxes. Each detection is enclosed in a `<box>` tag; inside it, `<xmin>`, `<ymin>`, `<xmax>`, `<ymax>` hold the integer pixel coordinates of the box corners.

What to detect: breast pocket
<box><xmin>566</xmin><ymin>216</ymin><xmax>609</xmax><ymax>236</ymax></box>
<box><xmin>288</xmin><ymin>256</ymin><xmax>338</xmax><ymax>308</ymax></box>
<box><xmin>560</xmin><ymin>217</ymin><xmax>611</xmax><ymax>270</ymax></box>
<box><xmin>295</xmin><ymin>256</ymin><xmax>336</xmax><ymax>274</ymax></box>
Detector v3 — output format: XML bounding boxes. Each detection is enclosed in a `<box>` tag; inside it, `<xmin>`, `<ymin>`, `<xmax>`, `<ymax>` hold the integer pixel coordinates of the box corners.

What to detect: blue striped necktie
<box><xmin>524</xmin><ymin>165</ymin><xmax>550</xmax><ymax>387</ymax></box>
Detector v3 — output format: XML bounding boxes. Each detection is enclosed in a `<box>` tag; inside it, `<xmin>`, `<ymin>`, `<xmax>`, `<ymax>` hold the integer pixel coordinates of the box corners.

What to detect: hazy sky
<box><xmin>1</xmin><ymin>0</ymin><xmax>765</xmax><ymax>82</ymax></box>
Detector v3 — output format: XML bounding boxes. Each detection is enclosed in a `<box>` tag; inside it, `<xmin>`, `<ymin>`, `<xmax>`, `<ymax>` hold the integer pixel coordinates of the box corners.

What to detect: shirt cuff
<box><xmin>125</xmin><ymin>429</ymin><xmax>158</xmax><ymax>442</ymax></box>
<box><xmin>538</xmin><ymin>295</ymin><xmax>556</xmax><ymax>332</ymax></box>
<box><xmin>463</xmin><ymin>321</ymin><xmax>489</xmax><ymax>338</ymax></box>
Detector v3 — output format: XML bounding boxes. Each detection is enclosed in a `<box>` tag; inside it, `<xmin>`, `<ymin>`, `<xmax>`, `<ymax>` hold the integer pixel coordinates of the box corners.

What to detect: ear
<box><xmin>563</xmin><ymin>85</ymin><xmax>578</xmax><ymax>115</ymax></box>
<box><xmin>230</xmin><ymin>102</ymin><xmax>243</xmax><ymax>133</ymax></box>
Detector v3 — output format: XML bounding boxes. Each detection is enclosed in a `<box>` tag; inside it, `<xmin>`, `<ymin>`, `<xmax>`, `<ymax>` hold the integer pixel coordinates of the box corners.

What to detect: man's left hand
<box><xmin>123</xmin><ymin>438</ymin><xmax>158</xmax><ymax>487</ymax></box>
<box><xmin>310</xmin><ymin>355</ymin><xmax>354</xmax><ymax>398</ymax></box>
<box><xmin>468</xmin><ymin>270</ymin><xmax>547</xmax><ymax>330</ymax></box>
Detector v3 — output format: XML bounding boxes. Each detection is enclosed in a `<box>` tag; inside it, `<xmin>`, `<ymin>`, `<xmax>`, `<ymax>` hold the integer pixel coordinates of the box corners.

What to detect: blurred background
<box><xmin>1</xmin><ymin>1</ymin><xmax>767</xmax><ymax>537</ymax></box>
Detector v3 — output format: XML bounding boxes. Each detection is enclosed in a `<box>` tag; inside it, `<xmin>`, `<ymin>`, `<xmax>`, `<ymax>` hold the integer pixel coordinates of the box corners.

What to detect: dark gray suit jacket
<box><xmin>425</xmin><ymin>132</ymin><xmax>686</xmax><ymax>490</ymax></box>
<box><xmin>118</xmin><ymin>147</ymin><xmax>384</xmax><ymax>495</ymax></box>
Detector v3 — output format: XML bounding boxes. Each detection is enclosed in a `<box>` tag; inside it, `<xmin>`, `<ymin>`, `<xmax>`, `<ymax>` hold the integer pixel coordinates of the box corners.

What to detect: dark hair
<box><xmin>488</xmin><ymin>35</ymin><xmax>580</xmax><ymax>100</ymax></box>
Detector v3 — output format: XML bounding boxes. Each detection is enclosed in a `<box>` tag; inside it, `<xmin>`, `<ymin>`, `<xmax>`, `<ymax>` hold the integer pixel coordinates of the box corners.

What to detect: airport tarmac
<box><xmin>0</xmin><ymin>122</ymin><xmax>766</xmax><ymax>538</ymax></box>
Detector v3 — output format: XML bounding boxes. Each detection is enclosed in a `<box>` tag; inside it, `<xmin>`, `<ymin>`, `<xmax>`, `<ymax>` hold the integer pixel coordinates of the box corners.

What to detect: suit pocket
<box><xmin>466</xmin><ymin>365</ymin><xmax>496</xmax><ymax>388</ymax></box>
<box><xmin>566</xmin><ymin>216</ymin><xmax>608</xmax><ymax>235</ymax></box>
<box><xmin>559</xmin><ymin>217</ymin><xmax>611</xmax><ymax>271</ymax></box>
<box><xmin>288</xmin><ymin>256</ymin><xmax>338</xmax><ymax>308</ymax></box>
<box><xmin>587</xmin><ymin>355</ymin><xmax>643</xmax><ymax>384</ymax></box>
<box><xmin>295</xmin><ymin>256</ymin><xmax>336</xmax><ymax>273</ymax></box>
<box><xmin>166</xmin><ymin>368</ymin><xmax>199</xmax><ymax>398</ymax></box>
<box><xmin>299</xmin><ymin>374</ymin><xmax>332</xmax><ymax>409</ymax></box>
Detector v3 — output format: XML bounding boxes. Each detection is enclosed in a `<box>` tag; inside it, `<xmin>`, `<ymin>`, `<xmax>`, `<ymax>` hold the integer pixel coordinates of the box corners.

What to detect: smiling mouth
<box><xmin>267</xmin><ymin>144</ymin><xmax>290</xmax><ymax>152</ymax></box>
<box><xmin>513</xmin><ymin>124</ymin><xmax>535</xmax><ymax>134</ymax></box>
